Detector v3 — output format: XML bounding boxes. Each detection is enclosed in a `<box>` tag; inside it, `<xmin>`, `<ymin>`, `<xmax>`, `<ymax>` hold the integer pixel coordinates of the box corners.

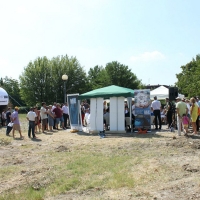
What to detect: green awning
<box><xmin>78</xmin><ymin>85</ymin><xmax>134</xmax><ymax>100</ymax></box>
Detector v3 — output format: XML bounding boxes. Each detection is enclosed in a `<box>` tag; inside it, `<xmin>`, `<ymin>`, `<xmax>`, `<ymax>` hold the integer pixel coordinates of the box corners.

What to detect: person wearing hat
<box><xmin>176</xmin><ymin>97</ymin><xmax>188</xmax><ymax>136</ymax></box>
<box><xmin>11</xmin><ymin>106</ymin><xmax>23</xmax><ymax>139</ymax></box>
<box><xmin>151</xmin><ymin>96</ymin><xmax>162</xmax><ymax>130</ymax></box>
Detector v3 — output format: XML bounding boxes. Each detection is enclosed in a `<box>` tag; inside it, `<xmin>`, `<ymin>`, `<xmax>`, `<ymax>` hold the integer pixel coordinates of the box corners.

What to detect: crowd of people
<box><xmin>0</xmin><ymin>100</ymin><xmax>92</xmax><ymax>139</ymax></box>
<box><xmin>151</xmin><ymin>96</ymin><xmax>200</xmax><ymax>136</ymax></box>
<box><xmin>1</xmin><ymin>96</ymin><xmax>200</xmax><ymax>138</ymax></box>
<box><xmin>0</xmin><ymin>102</ymin><xmax>70</xmax><ymax>139</ymax></box>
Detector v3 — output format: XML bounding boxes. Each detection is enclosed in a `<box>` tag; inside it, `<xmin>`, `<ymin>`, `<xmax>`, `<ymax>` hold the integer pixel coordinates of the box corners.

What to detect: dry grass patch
<box><xmin>0</xmin><ymin>117</ymin><xmax>200</xmax><ymax>199</ymax></box>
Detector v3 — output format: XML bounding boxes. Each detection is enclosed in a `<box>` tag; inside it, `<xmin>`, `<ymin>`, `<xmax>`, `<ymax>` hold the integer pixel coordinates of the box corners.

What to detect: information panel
<box><xmin>134</xmin><ymin>89</ymin><xmax>151</xmax><ymax>130</ymax></box>
<box><xmin>67</xmin><ymin>94</ymin><xmax>82</xmax><ymax>130</ymax></box>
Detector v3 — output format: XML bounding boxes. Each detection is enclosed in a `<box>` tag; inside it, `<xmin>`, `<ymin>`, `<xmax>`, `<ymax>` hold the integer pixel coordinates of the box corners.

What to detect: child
<box><xmin>182</xmin><ymin>114</ymin><xmax>189</xmax><ymax>135</ymax></box>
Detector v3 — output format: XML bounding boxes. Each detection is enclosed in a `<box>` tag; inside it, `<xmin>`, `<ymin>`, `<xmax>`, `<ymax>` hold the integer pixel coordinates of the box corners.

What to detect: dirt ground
<box><xmin>0</xmin><ymin>123</ymin><xmax>200</xmax><ymax>200</ymax></box>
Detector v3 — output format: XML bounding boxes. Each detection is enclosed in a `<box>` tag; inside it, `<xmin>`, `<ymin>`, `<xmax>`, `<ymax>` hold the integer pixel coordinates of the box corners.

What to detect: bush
<box><xmin>18</xmin><ymin>107</ymin><xmax>29</xmax><ymax>114</ymax></box>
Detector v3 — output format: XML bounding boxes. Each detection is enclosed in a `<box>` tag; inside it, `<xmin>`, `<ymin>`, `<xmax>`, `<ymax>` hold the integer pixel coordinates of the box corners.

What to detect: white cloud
<box><xmin>130</xmin><ymin>51</ymin><xmax>165</xmax><ymax>62</ymax></box>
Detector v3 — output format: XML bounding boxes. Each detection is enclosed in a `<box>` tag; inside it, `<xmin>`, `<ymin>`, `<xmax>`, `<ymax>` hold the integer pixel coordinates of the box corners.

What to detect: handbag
<box><xmin>7</xmin><ymin>122</ymin><xmax>14</xmax><ymax>127</ymax></box>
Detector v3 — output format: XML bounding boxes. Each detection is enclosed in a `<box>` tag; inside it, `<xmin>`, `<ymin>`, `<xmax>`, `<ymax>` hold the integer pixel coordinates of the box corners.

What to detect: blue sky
<box><xmin>0</xmin><ymin>0</ymin><xmax>200</xmax><ymax>86</ymax></box>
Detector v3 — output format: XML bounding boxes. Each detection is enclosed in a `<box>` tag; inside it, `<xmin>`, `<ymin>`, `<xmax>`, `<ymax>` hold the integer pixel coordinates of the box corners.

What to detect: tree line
<box><xmin>176</xmin><ymin>54</ymin><xmax>200</xmax><ymax>98</ymax></box>
<box><xmin>1</xmin><ymin>55</ymin><xmax>143</xmax><ymax>106</ymax></box>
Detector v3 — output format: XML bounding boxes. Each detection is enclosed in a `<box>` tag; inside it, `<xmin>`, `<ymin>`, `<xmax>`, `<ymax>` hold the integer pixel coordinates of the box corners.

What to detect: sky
<box><xmin>0</xmin><ymin>0</ymin><xmax>200</xmax><ymax>86</ymax></box>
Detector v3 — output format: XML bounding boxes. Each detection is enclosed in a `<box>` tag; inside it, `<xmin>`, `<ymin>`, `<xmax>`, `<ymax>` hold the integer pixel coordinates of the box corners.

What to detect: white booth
<box><xmin>78</xmin><ymin>85</ymin><xmax>134</xmax><ymax>133</ymax></box>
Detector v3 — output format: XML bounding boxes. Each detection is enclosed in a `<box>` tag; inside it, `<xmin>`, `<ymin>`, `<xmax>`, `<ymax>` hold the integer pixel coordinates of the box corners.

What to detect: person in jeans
<box><xmin>151</xmin><ymin>96</ymin><xmax>162</xmax><ymax>130</ymax></box>
<box><xmin>26</xmin><ymin>107</ymin><xmax>37</xmax><ymax>138</ymax></box>
<box><xmin>176</xmin><ymin>97</ymin><xmax>188</xmax><ymax>136</ymax></box>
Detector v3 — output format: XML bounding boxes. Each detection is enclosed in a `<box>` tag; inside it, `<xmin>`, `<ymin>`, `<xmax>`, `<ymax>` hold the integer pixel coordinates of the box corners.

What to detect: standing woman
<box><xmin>47</xmin><ymin>105</ymin><xmax>55</xmax><ymax>132</ymax></box>
<box><xmin>190</xmin><ymin>97</ymin><xmax>198</xmax><ymax>134</ymax></box>
<box><xmin>34</xmin><ymin>107</ymin><xmax>41</xmax><ymax>133</ymax></box>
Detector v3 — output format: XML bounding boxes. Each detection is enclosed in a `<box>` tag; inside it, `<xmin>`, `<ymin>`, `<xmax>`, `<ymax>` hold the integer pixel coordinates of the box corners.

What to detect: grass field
<box><xmin>0</xmin><ymin>114</ymin><xmax>200</xmax><ymax>200</ymax></box>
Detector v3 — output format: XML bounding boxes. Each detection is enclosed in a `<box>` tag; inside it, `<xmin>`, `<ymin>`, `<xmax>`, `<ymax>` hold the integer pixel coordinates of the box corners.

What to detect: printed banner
<box><xmin>134</xmin><ymin>89</ymin><xmax>151</xmax><ymax>130</ymax></box>
<box><xmin>67</xmin><ymin>94</ymin><xmax>82</xmax><ymax>130</ymax></box>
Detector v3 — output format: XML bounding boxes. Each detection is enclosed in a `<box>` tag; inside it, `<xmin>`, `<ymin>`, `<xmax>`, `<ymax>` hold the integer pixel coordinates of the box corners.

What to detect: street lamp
<box><xmin>62</xmin><ymin>74</ymin><xmax>68</xmax><ymax>103</ymax></box>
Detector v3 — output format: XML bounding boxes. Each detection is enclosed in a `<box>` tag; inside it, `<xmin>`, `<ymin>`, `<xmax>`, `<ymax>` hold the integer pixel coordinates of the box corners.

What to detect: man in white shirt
<box><xmin>62</xmin><ymin>102</ymin><xmax>69</xmax><ymax>129</ymax></box>
<box><xmin>27</xmin><ymin>107</ymin><xmax>37</xmax><ymax>138</ymax></box>
<box><xmin>151</xmin><ymin>96</ymin><xmax>162</xmax><ymax>130</ymax></box>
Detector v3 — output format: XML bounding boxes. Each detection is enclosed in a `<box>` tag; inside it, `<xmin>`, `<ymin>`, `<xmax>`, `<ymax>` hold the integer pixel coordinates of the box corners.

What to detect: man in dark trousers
<box><xmin>165</xmin><ymin>98</ymin><xmax>173</xmax><ymax>128</ymax></box>
<box><xmin>151</xmin><ymin>96</ymin><xmax>162</xmax><ymax>130</ymax></box>
<box><xmin>6</xmin><ymin>107</ymin><xmax>12</xmax><ymax>136</ymax></box>
<box><xmin>26</xmin><ymin>107</ymin><xmax>37</xmax><ymax>139</ymax></box>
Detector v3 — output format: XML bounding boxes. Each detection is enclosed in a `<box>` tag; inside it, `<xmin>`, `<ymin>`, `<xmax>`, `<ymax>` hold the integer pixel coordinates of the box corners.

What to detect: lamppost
<box><xmin>62</xmin><ymin>74</ymin><xmax>68</xmax><ymax>103</ymax></box>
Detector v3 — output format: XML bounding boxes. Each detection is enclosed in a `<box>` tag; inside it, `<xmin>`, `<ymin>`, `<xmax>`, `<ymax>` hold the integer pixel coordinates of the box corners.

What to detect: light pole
<box><xmin>62</xmin><ymin>74</ymin><xmax>68</xmax><ymax>103</ymax></box>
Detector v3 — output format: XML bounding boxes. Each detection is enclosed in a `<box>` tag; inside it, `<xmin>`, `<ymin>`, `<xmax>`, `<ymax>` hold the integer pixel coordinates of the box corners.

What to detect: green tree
<box><xmin>176</xmin><ymin>54</ymin><xmax>200</xmax><ymax>97</ymax></box>
<box><xmin>87</xmin><ymin>61</ymin><xmax>142</xmax><ymax>90</ymax></box>
<box><xmin>19</xmin><ymin>55</ymin><xmax>87</xmax><ymax>106</ymax></box>
<box><xmin>105</xmin><ymin>61</ymin><xmax>142</xmax><ymax>89</ymax></box>
<box><xmin>0</xmin><ymin>78</ymin><xmax>3</xmax><ymax>86</ymax></box>
<box><xmin>87</xmin><ymin>65</ymin><xmax>111</xmax><ymax>90</ymax></box>
<box><xmin>20</xmin><ymin>56</ymin><xmax>51</xmax><ymax>106</ymax></box>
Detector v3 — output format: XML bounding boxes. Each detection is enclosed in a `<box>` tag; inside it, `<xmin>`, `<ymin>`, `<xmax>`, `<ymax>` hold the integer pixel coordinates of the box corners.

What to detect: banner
<box><xmin>67</xmin><ymin>94</ymin><xmax>82</xmax><ymax>131</ymax></box>
<box><xmin>134</xmin><ymin>89</ymin><xmax>151</xmax><ymax>130</ymax></box>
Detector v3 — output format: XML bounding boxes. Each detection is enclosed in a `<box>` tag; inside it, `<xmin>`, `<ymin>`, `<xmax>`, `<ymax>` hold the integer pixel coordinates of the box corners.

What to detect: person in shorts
<box><xmin>53</xmin><ymin>103</ymin><xmax>65</xmax><ymax>130</ymax></box>
<box><xmin>11</xmin><ymin>106</ymin><xmax>23</xmax><ymax>139</ymax></box>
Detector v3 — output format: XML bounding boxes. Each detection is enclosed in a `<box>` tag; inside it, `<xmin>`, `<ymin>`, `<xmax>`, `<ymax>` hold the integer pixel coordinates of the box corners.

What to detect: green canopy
<box><xmin>78</xmin><ymin>85</ymin><xmax>134</xmax><ymax>100</ymax></box>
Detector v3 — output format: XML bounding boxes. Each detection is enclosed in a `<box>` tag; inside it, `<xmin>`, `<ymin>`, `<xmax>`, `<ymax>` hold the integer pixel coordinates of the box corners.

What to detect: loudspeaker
<box><xmin>169</xmin><ymin>87</ymin><xmax>178</xmax><ymax>101</ymax></box>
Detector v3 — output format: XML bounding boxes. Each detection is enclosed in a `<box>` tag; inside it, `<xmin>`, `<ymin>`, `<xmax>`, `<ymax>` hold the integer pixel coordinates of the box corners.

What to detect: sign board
<box><xmin>134</xmin><ymin>89</ymin><xmax>151</xmax><ymax>130</ymax></box>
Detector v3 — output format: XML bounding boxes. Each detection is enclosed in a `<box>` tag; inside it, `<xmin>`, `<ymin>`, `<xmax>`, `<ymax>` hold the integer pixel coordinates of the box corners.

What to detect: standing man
<box><xmin>11</xmin><ymin>106</ymin><xmax>23</xmax><ymax>139</ymax></box>
<box><xmin>40</xmin><ymin>102</ymin><xmax>48</xmax><ymax>133</ymax></box>
<box><xmin>6</xmin><ymin>107</ymin><xmax>12</xmax><ymax>136</ymax></box>
<box><xmin>176</xmin><ymin>97</ymin><xmax>188</xmax><ymax>136</ymax></box>
<box><xmin>6</xmin><ymin>107</ymin><xmax>12</xmax><ymax>125</ymax></box>
<box><xmin>27</xmin><ymin>107</ymin><xmax>37</xmax><ymax>139</ymax></box>
<box><xmin>52</xmin><ymin>102</ymin><xmax>57</xmax><ymax>129</ymax></box>
<box><xmin>165</xmin><ymin>98</ymin><xmax>173</xmax><ymax>129</ymax></box>
<box><xmin>53</xmin><ymin>103</ymin><xmax>65</xmax><ymax>130</ymax></box>
<box><xmin>132</xmin><ymin>100</ymin><xmax>136</xmax><ymax>128</ymax></box>
<box><xmin>62</xmin><ymin>102</ymin><xmax>69</xmax><ymax>129</ymax></box>
<box><xmin>151</xmin><ymin>96</ymin><xmax>162</xmax><ymax>130</ymax></box>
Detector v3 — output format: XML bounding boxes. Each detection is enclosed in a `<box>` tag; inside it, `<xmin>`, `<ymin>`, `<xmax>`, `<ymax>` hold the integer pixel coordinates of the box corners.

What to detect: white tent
<box><xmin>150</xmin><ymin>86</ymin><xmax>169</xmax><ymax>100</ymax></box>
<box><xmin>150</xmin><ymin>85</ymin><xmax>184</xmax><ymax>100</ymax></box>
